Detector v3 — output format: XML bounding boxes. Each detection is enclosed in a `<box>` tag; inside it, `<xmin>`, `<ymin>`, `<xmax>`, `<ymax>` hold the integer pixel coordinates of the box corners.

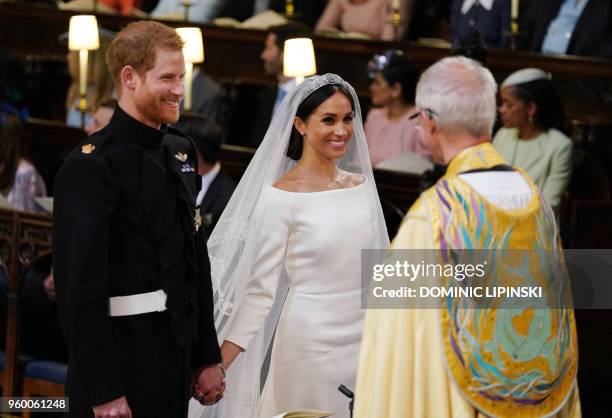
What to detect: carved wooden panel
<box><xmin>16</xmin><ymin>212</ymin><xmax>53</xmax><ymax>274</ymax></box>
<box><xmin>0</xmin><ymin>209</ymin><xmax>15</xmax><ymax>271</ymax></box>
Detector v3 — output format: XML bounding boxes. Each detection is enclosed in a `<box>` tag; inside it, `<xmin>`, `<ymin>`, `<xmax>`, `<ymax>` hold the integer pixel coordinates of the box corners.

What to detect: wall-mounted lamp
<box><xmin>68</xmin><ymin>15</ymin><xmax>100</xmax><ymax>128</ymax></box>
<box><xmin>283</xmin><ymin>38</ymin><xmax>316</xmax><ymax>85</ymax></box>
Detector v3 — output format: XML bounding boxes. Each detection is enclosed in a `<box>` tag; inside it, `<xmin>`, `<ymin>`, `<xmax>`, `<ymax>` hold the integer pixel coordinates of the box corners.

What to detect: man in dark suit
<box><xmin>183</xmin><ymin>68</ymin><xmax>223</xmax><ymax>123</ymax></box>
<box><xmin>176</xmin><ymin>113</ymin><xmax>237</xmax><ymax>238</ymax></box>
<box><xmin>520</xmin><ymin>0</ymin><xmax>612</xmax><ymax>58</ymax></box>
<box><xmin>246</xmin><ymin>22</ymin><xmax>311</xmax><ymax>148</ymax></box>
<box><xmin>53</xmin><ymin>21</ymin><xmax>224</xmax><ymax>418</ymax></box>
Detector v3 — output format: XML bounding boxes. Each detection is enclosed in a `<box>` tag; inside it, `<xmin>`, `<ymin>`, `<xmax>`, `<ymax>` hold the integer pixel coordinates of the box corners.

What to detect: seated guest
<box><xmin>246</xmin><ymin>22</ymin><xmax>310</xmax><ymax>148</ymax></box>
<box><xmin>85</xmin><ymin>99</ymin><xmax>117</xmax><ymax>135</ymax></box>
<box><xmin>0</xmin><ymin>107</ymin><xmax>47</xmax><ymax>212</ymax></box>
<box><xmin>520</xmin><ymin>0</ymin><xmax>612</xmax><ymax>58</ymax></box>
<box><xmin>316</xmin><ymin>0</ymin><xmax>412</xmax><ymax>41</ymax></box>
<box><xmin>1</xmin><ymin>50</ymin><xmax>60</xmax><ymax>196</ymax></box>
<box><xmin>183</xmin><ymin>69</ymin><xmax>223</xmax><ymax>123</ymax></box>
<box><xmin>450</xmin><ymin>0</ymin><xmax>511</xmax><ymax>48</ymax></box>
<box><xmin>152</xmin><ymin>0</ymin><xmax>223</xmax><ymax>22</ymax></box>
<box><xmin>365</xmin><ymin>50</ymin><xmax>430</xmax><ymax>167</ymax></box>
<box><xmin>176</xmin><ymin>114</ymin><xmax>236</xmax><ymax>238</ymax></box>
<box><xmin>494</xmin><ymin>68</ymin><xmax>572</xmax><ymax>214</ymax></box>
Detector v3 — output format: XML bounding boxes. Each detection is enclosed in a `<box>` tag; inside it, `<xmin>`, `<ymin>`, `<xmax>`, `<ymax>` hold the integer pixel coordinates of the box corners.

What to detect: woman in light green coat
<box><xmin>494</xmin><ymin>68</ymin><xmax>572</xmax><ymax>214</ymax></box>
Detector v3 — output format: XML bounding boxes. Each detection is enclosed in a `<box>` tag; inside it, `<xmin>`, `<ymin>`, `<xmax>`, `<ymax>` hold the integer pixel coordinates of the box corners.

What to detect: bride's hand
<box><xmin>220</xmin><ymin>340</ymin><xmax>244</xmax><ymax>370</ymax></box>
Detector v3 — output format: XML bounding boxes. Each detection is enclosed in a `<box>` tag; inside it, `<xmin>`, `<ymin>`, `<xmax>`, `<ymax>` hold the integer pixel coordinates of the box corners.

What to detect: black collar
<box><xmin>108</xmin><ymin>105</ymin><xmax>168</xmax><ymax>149</ymax></box>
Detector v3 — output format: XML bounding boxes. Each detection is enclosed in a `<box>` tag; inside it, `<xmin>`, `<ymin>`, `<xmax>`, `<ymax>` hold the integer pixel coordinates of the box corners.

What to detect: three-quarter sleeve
<box><xmin>224</xmin><ymin>188</ymin><xmax>292</xmax><ymax>351</ymax></box>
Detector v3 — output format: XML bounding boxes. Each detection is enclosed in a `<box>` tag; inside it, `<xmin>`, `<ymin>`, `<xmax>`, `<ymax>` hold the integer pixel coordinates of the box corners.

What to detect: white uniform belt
<box><xmin>108</xmin><ymin>289</ymin><xmax>168</xmax><ymax>317</ymax></box>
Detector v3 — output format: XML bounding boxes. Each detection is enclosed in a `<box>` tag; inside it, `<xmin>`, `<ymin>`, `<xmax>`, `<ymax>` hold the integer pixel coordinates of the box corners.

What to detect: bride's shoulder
<box><xmin>272</xmin><ymin>169</ymin><xmax>311</xmax><ymax>192</ymax></box>
<box><xmin>272</xmin><ymin>176</ymin><xmax>300</xmax><ymax>193</ymax></box>
<box><xmin>336</xmin><ymin>170</ymin><xmax>366</xmax><ymax>188</ymax></box>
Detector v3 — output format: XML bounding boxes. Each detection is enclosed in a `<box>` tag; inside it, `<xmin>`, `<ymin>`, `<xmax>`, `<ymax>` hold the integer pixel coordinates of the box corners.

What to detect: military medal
<box><xmin>194</xmin><ymin>208</ymin><xmax>202</xmax><ymax>232</ymax></box>
<box><xmin>181</xmin><ymin>163</ymin><xmax>195</xmax><ymax>173</ymax></box>
<box><xmin>175</xmin><ymin>152</ymin><xmax>188</xmax><ymax>162</ymax></box>
<box><xmin>81</xmin><ymin>144</ymin><xmax>96</xmax><ymax>154</ymax></box>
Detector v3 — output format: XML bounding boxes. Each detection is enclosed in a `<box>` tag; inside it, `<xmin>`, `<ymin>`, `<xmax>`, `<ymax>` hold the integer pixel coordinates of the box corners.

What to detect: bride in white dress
<box><xmin>190</xmin><ymin>74</ymin><xmax>389</xmax><ymax>418</ymax></box>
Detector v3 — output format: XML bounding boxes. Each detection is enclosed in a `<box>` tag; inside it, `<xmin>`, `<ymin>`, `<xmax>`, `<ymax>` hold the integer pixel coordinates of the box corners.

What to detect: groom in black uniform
<box><xmin>53</xmin><ymin>21</ymin><xmax>224</xmax><ymax>418</ymax></box>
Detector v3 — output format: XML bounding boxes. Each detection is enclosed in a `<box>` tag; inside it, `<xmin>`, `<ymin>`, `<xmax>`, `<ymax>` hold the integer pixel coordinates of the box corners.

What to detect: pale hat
<box><xmin>501</xmin><ymin>68</ymin><xmax>551</xmax><ymax>88</ymax></box>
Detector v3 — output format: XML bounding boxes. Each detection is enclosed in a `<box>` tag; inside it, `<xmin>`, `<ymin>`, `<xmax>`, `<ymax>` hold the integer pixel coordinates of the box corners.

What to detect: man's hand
<box><xmin>92</xmin><ymin>396</ymin><xmax>132</xmax><ymax>418</ymax></box>
<box><xmin>43</xmin><ymin>273</ymin><xmax>56</xmax><ymax>301</ymax></box>
<box><xmin>193</xmin><ymin>364</ymin><xmax>225</xmax><ymax>406</ymax></box>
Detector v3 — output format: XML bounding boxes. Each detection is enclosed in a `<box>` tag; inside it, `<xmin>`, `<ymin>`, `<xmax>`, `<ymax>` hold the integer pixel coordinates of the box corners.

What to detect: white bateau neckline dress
<box><xmin>225</xmin><ymin>181</ymin><xmax>374</xmax><ymax>418</ymax></box>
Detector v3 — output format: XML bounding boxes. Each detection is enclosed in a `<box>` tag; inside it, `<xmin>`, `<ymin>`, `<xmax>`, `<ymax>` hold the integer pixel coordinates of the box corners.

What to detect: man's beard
<box><xmin>136</xmin><ymin>91</ymin><xmax>180</xmax><ymax>126</ymax></box>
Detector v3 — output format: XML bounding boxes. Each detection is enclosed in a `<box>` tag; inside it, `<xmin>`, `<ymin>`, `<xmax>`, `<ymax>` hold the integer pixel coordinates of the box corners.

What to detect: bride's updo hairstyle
<box><xmin>287</xmin><ymin>83</ymin><xmax>355</xmax><ymax>161</ymax></box>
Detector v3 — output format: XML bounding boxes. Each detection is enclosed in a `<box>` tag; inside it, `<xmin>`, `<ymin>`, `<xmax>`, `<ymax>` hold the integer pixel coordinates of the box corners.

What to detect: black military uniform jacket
<box><xmin>53</xmin><ymin>106</ymin><xmax>221</xmax><ymax>416</ymax></box>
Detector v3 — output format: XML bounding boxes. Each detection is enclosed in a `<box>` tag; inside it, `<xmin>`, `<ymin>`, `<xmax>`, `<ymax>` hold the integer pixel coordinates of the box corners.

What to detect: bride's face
<box><xmin>296</xmin><ymin>92</ymin><xmax>354</xmax><ymax>161</ymax></box>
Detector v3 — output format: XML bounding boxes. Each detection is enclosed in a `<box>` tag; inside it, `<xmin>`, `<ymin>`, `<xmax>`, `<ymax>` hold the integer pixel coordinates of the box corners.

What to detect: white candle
<box><xmin>392</xmin><ymin>0</ymin><xmax>400</xmax><ymax>10</ymax></box>
<box><xmin>511</xmin><ymin>0</ymin><xmax>519</xmax><ymax>19</ymax></box>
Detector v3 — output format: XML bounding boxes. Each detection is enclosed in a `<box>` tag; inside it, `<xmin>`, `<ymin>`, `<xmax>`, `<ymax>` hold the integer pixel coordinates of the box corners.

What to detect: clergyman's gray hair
<box><xmin>415</xmin><ymin>56</ymin><xmax>497</xmax><ymax>137</ymax></box>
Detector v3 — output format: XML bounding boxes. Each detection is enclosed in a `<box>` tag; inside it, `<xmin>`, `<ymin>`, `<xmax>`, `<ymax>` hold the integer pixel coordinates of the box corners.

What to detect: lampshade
<box><xmin>68</xmin><ymin>15</ymin><xmax>100</xmax><ymax>51</ymax></box>
<box><xmin>283</xmin><ymin>38</ymin><xmax>317</xmax><ymax>78</ymax></box>
<box><xmin>176</xmin><ymin>27</ymin><xmax>205</xmax><ymax>63</ymax></box>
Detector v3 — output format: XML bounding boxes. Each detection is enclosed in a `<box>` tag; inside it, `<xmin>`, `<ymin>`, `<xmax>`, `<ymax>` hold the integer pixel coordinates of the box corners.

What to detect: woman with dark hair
<box><xmin>365</xmin><ymin>50</ymin><xmax>431</xmax><ymax>169</ymax></box>
<box><xmin>190</xmin><ymin>74</ymin><xmax>389</xmax><ymax>418</ymax></box>
<box><xmin>494</xmin><ymin>68</ymin><xmax>572</xmax><ymax>214</ymax></box>
<box><xmin>0</xmin><ymin>107</ymin><xmax>47</xmax><ymax>212</ymax></box>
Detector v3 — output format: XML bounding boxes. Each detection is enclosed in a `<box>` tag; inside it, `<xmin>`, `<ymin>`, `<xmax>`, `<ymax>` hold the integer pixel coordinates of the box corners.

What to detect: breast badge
<box><xmin>81</xmin><ymin>144</ymin><xmax>96</xmax><ymax>154</ymax></box>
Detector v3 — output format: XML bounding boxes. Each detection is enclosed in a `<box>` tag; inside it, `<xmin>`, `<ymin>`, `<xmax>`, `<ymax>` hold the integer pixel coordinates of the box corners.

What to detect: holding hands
<box><xmin>192</xmin><ymin>364</ymin><xmax>226</xmax><ymax>405</ymax></box>
<box><xmin>192</xmin><ymin>340</ymin><xmax>244</xmax><ymax>405</ymax></box>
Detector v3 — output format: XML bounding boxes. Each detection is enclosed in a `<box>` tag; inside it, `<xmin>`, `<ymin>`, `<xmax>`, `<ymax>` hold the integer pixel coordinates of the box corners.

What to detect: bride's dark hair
<box><xmin>286</xmin><ymin>83</ymin><xmax>355</xmax><ymax>161</ymax></box>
